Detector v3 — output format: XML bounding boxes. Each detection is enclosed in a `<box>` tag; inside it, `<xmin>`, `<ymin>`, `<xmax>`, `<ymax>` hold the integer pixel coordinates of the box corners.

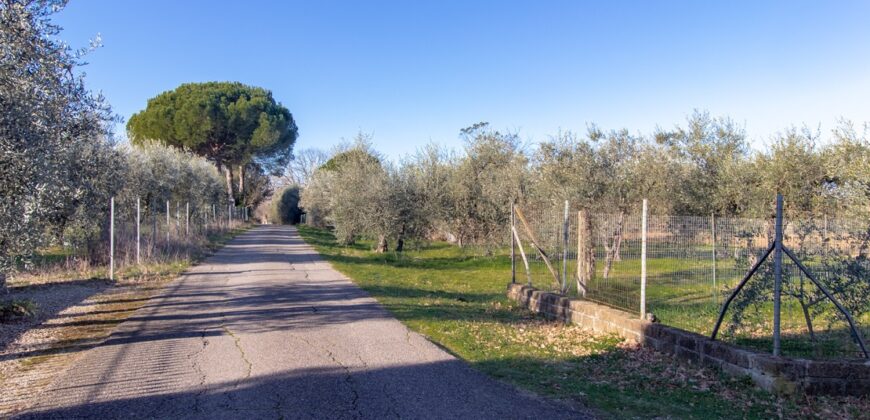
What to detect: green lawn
<box><xmin>522</xmin><ymin>243</ymin><xmax>868</xmax><ymax>359</ymax></box>
<box><xmin>297</xmin><ymin>225</ymin><xmax>867</xmax><ymax>419</ymax></box>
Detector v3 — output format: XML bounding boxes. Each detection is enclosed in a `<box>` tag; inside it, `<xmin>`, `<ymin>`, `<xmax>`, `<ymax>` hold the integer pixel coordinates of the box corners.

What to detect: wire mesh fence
<box><xmin>510</xmin><ymin>200</ymin><xmax>870</xmax><ymax>360</ymax></box>
<box><xmin>24</xmin><ymin>194</ymin><xmax>251</xmax><ymax>281</ymax></box>
<box><xmin>107</xmin><ymin>195</ymin><xmax>249</xmax><ymax>278</ymax></box>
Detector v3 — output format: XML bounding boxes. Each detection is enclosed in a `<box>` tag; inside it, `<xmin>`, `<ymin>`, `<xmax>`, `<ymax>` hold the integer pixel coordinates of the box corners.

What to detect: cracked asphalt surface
<box><xmin>20</xmin><ymin>226</ymin><xmax>588</xmax><ymax>419</ymax></box>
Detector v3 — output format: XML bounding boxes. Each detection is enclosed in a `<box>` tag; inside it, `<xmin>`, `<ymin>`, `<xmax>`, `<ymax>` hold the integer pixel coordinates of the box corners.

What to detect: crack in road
<box><xmin>294</xmin><ymin>334</ymin><xmax>362</xmax><ymax>418</ymax></box>
<box><xmin>381</xmin><ymin>382</ymin><xmax>402</xmax><ymax>419</ymax></box>
<box><xmin>187</xmin><ymin>329</ymin><xmax>210</xmax><ymax>413</ymax></box>
<box><xmin>221</xmin><ymin>325</ymin><xmax>252</xmax><ymax>379</ymax></box>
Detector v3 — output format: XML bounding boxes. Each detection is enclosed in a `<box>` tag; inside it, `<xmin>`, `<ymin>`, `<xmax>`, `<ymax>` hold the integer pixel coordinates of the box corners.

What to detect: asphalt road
<box><xmin>20</xmin><ymin>225</ymin><xmax>587</xmax><ymax>419</ymax></box>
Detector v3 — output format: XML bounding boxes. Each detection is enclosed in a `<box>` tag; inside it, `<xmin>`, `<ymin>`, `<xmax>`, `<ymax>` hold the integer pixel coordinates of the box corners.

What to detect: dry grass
<box><xmin>0</xmin><ymin>224</ymin><xmax>250</xmax><ymax>416</ymax></box>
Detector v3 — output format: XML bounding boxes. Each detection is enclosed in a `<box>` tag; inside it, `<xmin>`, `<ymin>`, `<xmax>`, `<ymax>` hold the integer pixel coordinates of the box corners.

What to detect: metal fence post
<box><xmin>561</xmin><ymin>200</ymin><xmax>569</xmax><ymax>294</ymax></box>
<box><xmin>109</xmin><ymin>196</ymin><xmax>114</xmax><ymax>281</ymax></box>
<box><xmin>640</xmin><ymin>199</ymin><xmax>648</xmax><ymax>319</ymax></box>
<box><xmin>166</xmin><ymin>200</ymin><xmax>170</xmax><ymax>243</ymax></box>
<box><xmin>773</xmin><ymin>194</ymin><xmax>784</xmax><ymax>356</ymax></box>
<box><xmin>136</xmin><ymin>197</ymin><xmax>141</xmax><ymax>265</ymax></box>
<box><xmin>711</xmin><ymin>213</ymin><xmax>717</xmax><ymax>305</ymax></box>
<box><xmin>510</xmin><ymin>202</ymin><xmax>516</xmax><ymax>284</ymax></box>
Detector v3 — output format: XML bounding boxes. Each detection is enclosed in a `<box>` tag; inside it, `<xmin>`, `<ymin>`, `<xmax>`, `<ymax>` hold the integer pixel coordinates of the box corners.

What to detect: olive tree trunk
<box><xmin>395</xmin><ymin>224</ymin><xmax>406</xmax><ymax>252</ymax></box>
<box><xmin>602</xmin><ymin>211</ymin><xmax>625</xmax><ymax>279</ymax></box>
<box><xmin>375</xmin><ymin>235</ymin><xmax>388</xmax><ymax>253</ymax></box>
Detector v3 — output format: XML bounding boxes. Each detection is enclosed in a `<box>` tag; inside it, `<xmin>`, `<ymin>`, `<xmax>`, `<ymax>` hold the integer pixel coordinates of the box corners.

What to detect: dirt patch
<box><xmin>0</xmin><ymin>278</ymin><xmax>111</xmax><ymax>350</ymax></box>
<box><xmin>0</xmin><ymin>276</ymin><xmax>173</xmax><ymax>415</ymax></box>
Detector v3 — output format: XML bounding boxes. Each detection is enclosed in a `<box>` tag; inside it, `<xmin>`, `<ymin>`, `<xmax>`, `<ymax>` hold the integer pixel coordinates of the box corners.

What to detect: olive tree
<box><xmin>301</xmin><ymin>137</ymin><xmax>387</xmax><ymax>247</ymax></box>
<box><xmin>824</xmin><ymin>120</ymin><xmax>870</xmax><ymax>219</ymax></box>
<box><xmin>1</xmin><ymin>0</ymin><xmax>118</xmax><ymax>280</ymax></box>
<box><xmin>656</xmin><ymin>110</ymin><xmax>753</xmax><ymax>216</ymax></box>
<box><xmin>447</xmin><ymin>123</ymin><xmax>527</xmax><ymax>247</ymax></box>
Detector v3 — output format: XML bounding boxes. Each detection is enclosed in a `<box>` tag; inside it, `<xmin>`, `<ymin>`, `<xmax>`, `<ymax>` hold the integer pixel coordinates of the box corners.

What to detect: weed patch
<box><xmin>0</xmin><ymin>299</ymin><xmax>37</xmax><ymax>321</ymax></box>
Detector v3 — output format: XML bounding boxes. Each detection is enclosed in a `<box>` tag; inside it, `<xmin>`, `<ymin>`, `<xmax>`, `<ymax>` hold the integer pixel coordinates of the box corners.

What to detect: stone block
<box><xmin>674</xmin><ymin>346</ymin><xmax>700</xmax><ymax>363</ymax></box>
<box><xmin>803</xmin><ymin>378</ymin><xmax>846</xmax><ymax>395</ymax></box>
<box><xmin>807</xmin><ymin>360</ymin><xmax>870</xmax><ymax>380</ymax></box>
<box><xmin>701</xmin><ymin>340</ymin><xmax>752</xmax><ymax>369</ymax></box>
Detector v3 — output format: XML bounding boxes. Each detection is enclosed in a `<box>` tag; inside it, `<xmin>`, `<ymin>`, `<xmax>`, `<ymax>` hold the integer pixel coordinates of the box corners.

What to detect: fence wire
<box><xmin>510</xmin><ymin>203</ymin><xmax>870</xmax><ymax>359</ymax></box>
<box><xmin>37</xmin><ymin>195</ymin><xmax>249</xmax><ymax>279</ymax></box>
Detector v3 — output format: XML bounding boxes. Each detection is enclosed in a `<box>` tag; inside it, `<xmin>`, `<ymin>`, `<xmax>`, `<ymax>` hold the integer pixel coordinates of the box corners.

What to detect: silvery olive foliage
<box><xmin>301</xmin><ymin>136</ymin><xmax>389</xmax><ymax>246</ymax></box>
<box><xmin>1</xmin><ymin>0</ymin><xmax>118</xmax><ymax>274</ymax></box>
<box><xmin>300</xmin><ymin>126</ymin><xmax>527</xmax><ymax>250</ymax></box>
<box><xmin>0</xmin><ymin>1</ymin><xmax>228</xmax><ymax>276</ymax></box>
<box><xmin>119</xmin><ymin>142</ymin><xmax>225</xmax><ymax>215</ymax></box>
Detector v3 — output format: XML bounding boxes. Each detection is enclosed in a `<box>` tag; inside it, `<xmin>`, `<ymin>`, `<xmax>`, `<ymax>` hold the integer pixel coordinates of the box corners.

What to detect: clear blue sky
<box><xmin>55</xmin><ymin>0</ymin><xmax>870</xmax><ymax>159</ymax></box>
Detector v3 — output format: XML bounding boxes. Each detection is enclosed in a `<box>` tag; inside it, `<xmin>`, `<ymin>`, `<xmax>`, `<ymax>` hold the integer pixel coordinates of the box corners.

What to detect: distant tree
<box><xmin>448</xmin><ymin>123</ymin><xmax>527</xmax><ymax>247</ymax></box>
<box><xmin>282</xmin><ymin>148</ymin><xmax>328</xmax><ymax>187</ymax></box>
<box><xmin>824</xmin><ymin>120</ymin><xmax>870</xmax><ymax>219</ymax></box>
<box><xmin>532</xmin><ymin>130</ymin><xmax>602</xmax><ymax>210</ymax></box>
<box><xmin>301</xmin><ymin>134</ymin><xmax>388</xmax><ymax>247</ymax></box>
<box><xmin>270</xmin><ymin>186</ymin><xmax>302</xmax><ymax>224</ymax></box>
<box><xmin>127</xmin><ymin>82</ymin><xmax>298</xmax><ymax>203</ymax></box>
<box><xmin>755</xmin><ymin>127</ymin><xmax>829</xmax><ymax>218</ymax></box>
<box><xmin>656</xmin><ymin>110</ymin><xmax>752</xmax><ymax>216</ymax></box>
<box><xmin>402</xmin><ymin>144</ymin><xmax>455</xmax><ymax>242</ymax></box>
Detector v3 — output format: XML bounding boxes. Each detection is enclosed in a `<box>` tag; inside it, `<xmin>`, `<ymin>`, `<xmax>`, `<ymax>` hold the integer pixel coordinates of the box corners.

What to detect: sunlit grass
<box><xmin>298</xmin><ymin>225</ymin><xmax>867</xmax><ymax>418</ymax></box>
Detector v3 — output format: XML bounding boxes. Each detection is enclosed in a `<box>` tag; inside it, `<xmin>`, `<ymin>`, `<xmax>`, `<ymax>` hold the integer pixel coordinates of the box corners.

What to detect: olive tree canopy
<box><xmin>1</xmin><ymin>0</ymin><xmax>118</xmax><ymax>279</ymax></box>
<box><xmin>127</xmin><ymin>82</ymin><xmax>298</xmax><ymax>202</ymax></box>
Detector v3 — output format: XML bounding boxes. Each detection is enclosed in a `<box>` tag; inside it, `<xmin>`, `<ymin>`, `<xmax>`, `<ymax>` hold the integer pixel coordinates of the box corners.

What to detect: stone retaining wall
<box><xmin>507</xmin><ymin>282</ymin><xmax>870</xmax><ymax>396</ymax></box>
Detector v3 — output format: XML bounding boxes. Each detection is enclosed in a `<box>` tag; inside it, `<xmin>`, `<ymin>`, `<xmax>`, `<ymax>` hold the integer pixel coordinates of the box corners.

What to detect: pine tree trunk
<box><xmin>224</xmin><ymin>165</ymin><xmax>235</xmax><ymax>203</ymax></box>
<box><xmin>238</xmin><ymin>164</ymin><xmax>245</xmax><ymax>200</ymax></box>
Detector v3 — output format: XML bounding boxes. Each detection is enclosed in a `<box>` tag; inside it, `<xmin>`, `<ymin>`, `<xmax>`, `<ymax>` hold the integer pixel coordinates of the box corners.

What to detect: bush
<box><xmin>270</xmin><ymin>186</ymin><xmax>302</xmax><ymax>224</ymax></box>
